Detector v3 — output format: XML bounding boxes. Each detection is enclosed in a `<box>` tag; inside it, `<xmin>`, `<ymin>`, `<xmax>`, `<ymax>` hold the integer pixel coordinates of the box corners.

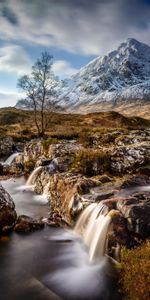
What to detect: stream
<box><xmin>0</xmin><ymin>177</ymin><xmax>120</xmax><ymax>300</ymax></box>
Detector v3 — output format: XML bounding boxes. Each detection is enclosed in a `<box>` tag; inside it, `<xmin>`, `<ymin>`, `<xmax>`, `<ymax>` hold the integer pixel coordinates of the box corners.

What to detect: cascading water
<box><xmin>26</xmin><ymin>166</ymin><xmax>43</xmax><ymax>186</ymax></box>
<box><xmin>84</xmin><ymin>204</ymin><xmax>108</xmax><ymax>248</ymax></box>
<box><xmin>74</xmin><ymin>203</ymin><xmax>97</xmax><ymax>234</ymax></box>
<box><xmin>89</xmin><ymin>212</ymin><xmax>112</xmax><ymax>261</ymax></box>
<box><xmin>33</xmin><ymin>181</ymin><xmax>50</xmax><ymax>204</ymax></box>
<box><xmin>3</xmin><ymin>152</ymin><xmax>19</xmax><ymax>165</ymax></box>
<box><xmin>74</xmin><ymin>203</ymin><xmax>115</xmax><ymax>262</ymax></box>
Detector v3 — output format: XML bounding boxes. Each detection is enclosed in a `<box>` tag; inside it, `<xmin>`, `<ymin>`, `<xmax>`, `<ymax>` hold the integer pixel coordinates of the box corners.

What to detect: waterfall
<box><xmin>74</xmin><ymin>203</ymin><xmax>115</xmax><ymax>262</ymax></box>
<box><xmin>26</xmin><ymin>166</ymin><xmax>43</xmax><ymax>186</ymax></box>
<box><xmin>89</xmin><ymin>213</ymin><xmax>111</xmax><ymax>261</ymax></box>
<box><xmin>33</xmin><ymin>181</ymin><xmax>50</xmax><ymax>204</ymax></box>
<box><xmin>84</xmin><ymin>204</ymin><xmax>108</xmax><ymax>248</ymax></box>
<box><xmin>4</xmin><ymin>153</ymin><xmax>19</xmax><ymax>166</ymax></box>
<box><xmin>74</xmin><ymin>203</ymin><xmax>97</xmax><ymax>234</ymax></box>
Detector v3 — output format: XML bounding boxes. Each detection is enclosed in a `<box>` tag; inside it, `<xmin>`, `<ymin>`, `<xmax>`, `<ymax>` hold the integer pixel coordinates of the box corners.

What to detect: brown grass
<box><xmin>119</xmin><ymin>240</ymin><xmax>150</xmax><ymax>300</ymax></box>
<box><xmin>0</xmin><ymin>108</ymin><xmax>149</xmax><ymax>141</ymax></box>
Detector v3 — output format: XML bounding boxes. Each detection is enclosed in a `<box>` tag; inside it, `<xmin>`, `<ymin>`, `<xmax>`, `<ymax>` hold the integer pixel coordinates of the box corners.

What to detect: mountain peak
<box><xmin>117</xmin><ymin>38</ymin><xmax>150</xmax><ymax>56</ymax></box>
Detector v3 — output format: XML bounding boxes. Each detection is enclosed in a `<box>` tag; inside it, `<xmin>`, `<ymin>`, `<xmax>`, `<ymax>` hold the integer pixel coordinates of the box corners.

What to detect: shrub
<box><xmin>41</xmin><ymin>138</ymin><xmax>58</xmax><ymax>153</ymax></box>
<box><xmin>20</xmin><ymin>128</ymin><xmax>31</xmax><ymax>135</ymax></box>
<box><xmin>119</xmin><ymin>240</ymin><xmax>150</xmax><ymax>300</ymax></box>
<box><xmin>71</xmin><ymin>149</ymin><xmax>111</xmax><ymax>176</ymax></box>
<box><xmin>79</xmin><ymin>130</ymin><xmax>95</xmax><ymax>147</ymax></box>
<box><xmin>50</xmin><ymin>132</ymin><xmax>79</xmax><ymax>140</ymax></box>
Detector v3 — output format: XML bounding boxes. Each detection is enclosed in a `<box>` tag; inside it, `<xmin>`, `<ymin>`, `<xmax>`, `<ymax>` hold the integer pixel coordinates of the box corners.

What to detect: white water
<box><xmin>3</xmin><ymin>152</ymin><xmax>19</xmax><ymax>165</ymax></box>
<box><xmin>26</xmin><ymin>166</ymin><xmax>43</xmax><ymax>186</ymax></box>
<box><xmin>74</xmin><ymin>203</ymin><xmax>97</xmax><ymax>234</ymax></box>
<box><xmin>89</xmin><ymin>214</ymin><xmax>111</xmax><ymax>261</ymax></box>
<box><xmin>74</xmin><ymin>203</ymin><xmax>113</xmax><ymax>262</ymax></box>
<box><xmin>33</xmin><ymin>182</ymin><xmax>50</xmax><ymax>204</ymax></box>
<box><xmin>84</xmin><ymin>204</ymin><xmax>108</xmax><ymax>248</ymax></box>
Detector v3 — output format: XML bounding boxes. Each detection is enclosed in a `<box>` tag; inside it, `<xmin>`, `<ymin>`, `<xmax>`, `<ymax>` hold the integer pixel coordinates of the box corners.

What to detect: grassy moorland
<box><xmin>0</xmin><ymin>107</ymin><xmax>150</xmax><ymax>141</ymax></box>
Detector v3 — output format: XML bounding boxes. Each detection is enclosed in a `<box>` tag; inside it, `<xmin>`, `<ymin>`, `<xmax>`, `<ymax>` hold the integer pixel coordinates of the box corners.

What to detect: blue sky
<box><xmin>0</xmin><ymin>0</ymin><xmax>150</xmax><ymax>107</ymax></box>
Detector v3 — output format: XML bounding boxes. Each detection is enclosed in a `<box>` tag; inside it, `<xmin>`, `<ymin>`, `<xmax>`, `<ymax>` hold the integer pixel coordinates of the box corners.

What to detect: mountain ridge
<box><xmin>16</xmin><ymin>38</ymin><xmax>150</xmax><ymax>114</ymax></box>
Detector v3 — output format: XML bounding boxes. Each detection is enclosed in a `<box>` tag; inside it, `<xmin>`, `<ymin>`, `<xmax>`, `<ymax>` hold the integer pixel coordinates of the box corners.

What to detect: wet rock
<box><xmin>121</xmin><ymin>174</ymin><xmax>150</xmax><ymax>188</ymax></box>
<box><xmin>48</xmin><ymin>173</ymin><xmax>100</xmax><ymax>225</ymax></box>
<box><xmin>0</xmin><ymin>184</ymin><xmax>17</xmax><ymax>232</ymax></box>
<box><xmin>97</xmin><ymin>174</ymin><xmax>112</xmax><ymax>183</ymax></box>
<box><xmin>14</xmin><ymin>215</ymin><xmax>44</xmax><ymax>233</ymax></box>
<box><xmin>34</xmin><ymin>168</ymin><xmax>50</xmax><ymax>194</ymax></box>
<box><xmin>69</xmin><ymin>193</ymin><xmax>83</xmax><ymax>217</ymax></box>
<box><xmin>38</xmin><ymin>158</ymin><xmax>52</xmax><ymax>166</ymax></box>
<box><xmin>91</xmin><ymin>190</ymin><xmax>115</xmax><ymax>201</ymax></box>
<box><xmin>2</xmin><ymin>163</ymin><xmax>24</xmax><ymax>176</ymax></box>
<box><xmin>45</xmin><ymin>220</ymin><xmax>59</xmax><ymax>227</ymax></box>
<box><xmin>0</xmin><ymin>163</ymin><xmax>3</xmax><ymax>175</ymax></box>
<box><xmin>116</xmin><ymin>193</ymin><xmax>150</xmax><ymax>238</ymax></box>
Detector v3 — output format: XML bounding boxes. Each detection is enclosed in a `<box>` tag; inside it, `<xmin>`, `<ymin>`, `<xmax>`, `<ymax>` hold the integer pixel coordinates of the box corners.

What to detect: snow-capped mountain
<box><xmin>16</xmin><ymin>38</ymin><xmax>150</xmax><ymax>113</ymax></box>
<box><xmin>62</xmin><ymin>38</ymin><xmax>150</xmax><ymax>110</ymax></box>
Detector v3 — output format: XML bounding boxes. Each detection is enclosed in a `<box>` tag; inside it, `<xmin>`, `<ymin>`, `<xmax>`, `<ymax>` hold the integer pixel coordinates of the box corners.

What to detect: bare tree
<box><xmin>18</xmin><ymin>52</ymin><xmax>58</xmax><ymax>136</ymax></box>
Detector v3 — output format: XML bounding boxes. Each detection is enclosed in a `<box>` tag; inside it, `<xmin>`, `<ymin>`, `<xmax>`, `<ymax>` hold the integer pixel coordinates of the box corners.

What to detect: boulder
<box><xmin>111</xmin><ymin>144</ymin><xmax>150</xmax><ymax>174</ymax></box>
<box><xmin>116</xmin><ymin>192</ymin><xmax>150</xmax><ymax>238</ymax></box>
<box><xmin>23</xmin><ymin>139</ymin><xmax>43</xmax><ymax>163</ymax></box>
<box><xmin>14</xmin><ymin>215</ymin><xmax>44</xmax><ymax>233</ymax></box>
<box><xmin>0</xmin><ymin>184</ymin><xmax>17</xmax><ymax>232</ymax></box>
<box><xmin>48</xmin><ymin>173</ymin><xmax>100</xmax><ymax>225</ymax></box>
<box><xmin>47</xmin><ymin>142</ymin><xmax>82</xmax><ymax>160</ymax></box>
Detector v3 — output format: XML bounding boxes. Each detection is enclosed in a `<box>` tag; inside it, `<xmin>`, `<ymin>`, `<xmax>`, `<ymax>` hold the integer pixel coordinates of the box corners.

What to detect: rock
<box><xmin>37</xmin><ymin>158</ymin><xmax>52</xmax><ymax>166</ymax></box>
<box><xmin>48</xmin><ymin>173</ymin><xmax>100</xmax><ymax>225</ymax></box>
<box><xmin>41</xmin><ymin>217</ymin><xmax>59</xmax><ymax>227</ymax></box>
<box><xmin>14</xmin><ymin>215</ymin><xmax>44</xmax><ymax>233</ymax></box>
<box><xmin>121</xmin><ymin>174</ymin><xmax>150</xmax><ymax>188</ymax></box>
<box><xmin>23</xmin><ymin>139</ymin><xmax>43</xmax><ymax>163</ymax></box>
<box><xmin>97</xmin><ymin>174</ymin><xmax>112</xmax><ymax>183</ymax></box>
<box><xmin>34</xmin><ymin>168</ymin><xmax>50</xmax><ymax>194</ymax></box>
<box><xmin>116</xmin><ymin>192</ymin><xmax>150</xmax><ymax>238</ymax></box>
<box><xmin>91</xmin><ymin>190</ymin><xmax>115</xmax><ymax>201</ymax></box>
<box><xmin>0</xmin><ymin>184</ymin><xmax>17</xmax><ymax>232</ymax></box>
<box><xmin>69</xmin><ymin>193</ymin><xmax>83</xmax><ymax>217</ymax></box>
<box><xmin>0</xmin><ymin>163</ymin><xmax>3</xmax><ymax>175</ymax></box>
<box><xmin>0</xmin><ymin>137</ymin><xmax>13</xmax><ymax>157</ymax></box>
<box><xmin>2</xmin><ymin>162</ymin><xmax>24</xmax><ymax>176</ymax></box>
<box><xmin>47</xmin><ymin>142</ymin><xmax>82</xmax><ymax>160</ymax></box>
<box><xmin>111</xmin><ymin>144</ymin><xmax>150</xmax><ymax>174</ymax></box>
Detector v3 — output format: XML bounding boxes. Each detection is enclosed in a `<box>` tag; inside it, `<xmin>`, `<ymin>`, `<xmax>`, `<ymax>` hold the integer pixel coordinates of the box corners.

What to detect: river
<box><xmin>0</xmin><ymin>177</ymin><xmax>120</xmax><ymax>300</ymax></box>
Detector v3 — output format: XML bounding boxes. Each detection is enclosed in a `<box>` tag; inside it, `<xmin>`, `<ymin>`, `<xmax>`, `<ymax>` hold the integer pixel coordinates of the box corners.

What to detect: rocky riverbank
<box><xmin>1</xmin><ymin>128</ymin><xmax>150</xmax><ymax>249</ymax></box>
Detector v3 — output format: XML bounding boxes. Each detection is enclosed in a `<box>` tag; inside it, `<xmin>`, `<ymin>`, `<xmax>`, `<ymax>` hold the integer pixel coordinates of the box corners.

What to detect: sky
<box><xmin>0</xmin><ymin>0</ymin><xmax>150</xmax><ymax>107</ymax></box>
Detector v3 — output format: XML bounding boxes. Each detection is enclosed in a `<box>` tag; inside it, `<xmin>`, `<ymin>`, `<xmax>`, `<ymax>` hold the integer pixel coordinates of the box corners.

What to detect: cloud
<box><xmin>0</xmin><ymin>45</ymin><xmax>31</xmax><ymax>75</ymax></box>
<box><xmin>52</xmin><ymin>60</ymin><xmax>78</xmax><ymax>78</ymax></box>
<box><xmin>0</xmin><ymin>0</ymin><xmax>150</xmax><ymax>55</ymax></box>
<box><xmin>2</xmin><ymin>6</ymin><xmax>18</xmax><ymax>25</ymax></box>
<box><xmin>0</xmin><ymin>90</ymin><xmax>20</xmax><ymax>107</ymax></box>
